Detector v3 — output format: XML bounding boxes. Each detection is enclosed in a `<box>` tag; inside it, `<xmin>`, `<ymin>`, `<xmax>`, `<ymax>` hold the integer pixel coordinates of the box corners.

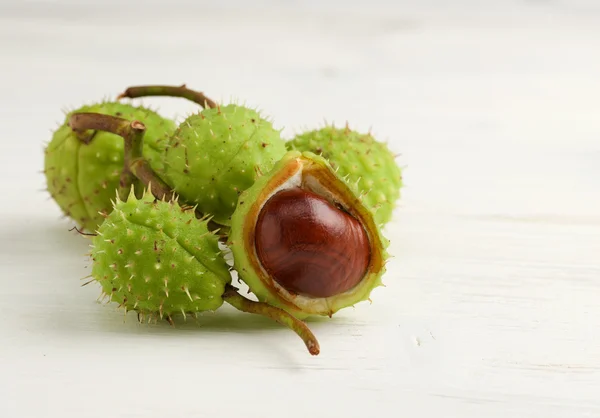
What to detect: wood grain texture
<box><xmin>0</xmin><ymin>1</ymin><xmax>599</xmax><ymax>417</ymax></box>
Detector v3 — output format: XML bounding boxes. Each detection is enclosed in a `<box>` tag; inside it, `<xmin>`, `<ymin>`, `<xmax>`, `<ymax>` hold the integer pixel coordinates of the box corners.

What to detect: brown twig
<box><xmin>129</xmin><ymin>159</ymin><xmax>175</xmax><ymax>202</ymax></box>
<box><xmin>69</xmin><ymin>226</ymin><xmax>97</xmax><ymax>237</ymax></box>
<box><xmin>117</xmin><ymin>84</ymin><xmax>217</xmax><ymax>109</ymax></box>
<box><xmin>69</xmin><ymin>113</ymin><xmax>147</xmax><ymax>200</ymax></box>
<box><xmin>222</xmin><ymin>285</ymin><xmax>320</xmax><ymax>356</ymax></box>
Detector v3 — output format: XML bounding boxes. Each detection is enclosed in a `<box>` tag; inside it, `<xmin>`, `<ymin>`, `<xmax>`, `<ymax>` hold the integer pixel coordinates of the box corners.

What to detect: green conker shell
<box><xmin>228</xmin><ymin>151</ymin><xmax>389</xmax><ymax>319</ymax></box>
<box><xmin>44</xmin><ymin>102</ymin><xmax>175</xmax><ymax>232</ymax></box>
<box><xmin>162</xmin><ymin>104</ymin><xmax>286</xmax><ymax>226</ymax></box>
<box><xmin>90</xmin><ymin>190</ymin><xmax>231</xmax><ymax>318</ymax></box>
<box><xmin>287</xmin><ymin>126</ymin><xmax>402</xmax><ymax>226</ymax></box>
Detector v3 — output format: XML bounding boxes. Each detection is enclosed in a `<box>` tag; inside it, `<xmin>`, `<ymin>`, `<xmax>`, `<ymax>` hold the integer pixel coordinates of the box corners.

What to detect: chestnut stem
<box><xmin>69</xmin><ymin>113</ymin><xmax>175</xmax><ymax>204</ymax></box>
<box><xmin>69</xmin><ymin>113</ymin><xmax>145</xmax><ymax>201</ymax></box>
<box><xmin>117</xmin><ymin>84</ymin><xmax>217</xmax><ymax>109</ymax></box>
<box><xmin>129</xmin><ymin>159</ymin><xmax>175</xmax><ymax>202</ymax></box>
<box><xmin>222</xmin><ymin>285</ymin><xmax>320</xmax><ymax>356</ymax></box>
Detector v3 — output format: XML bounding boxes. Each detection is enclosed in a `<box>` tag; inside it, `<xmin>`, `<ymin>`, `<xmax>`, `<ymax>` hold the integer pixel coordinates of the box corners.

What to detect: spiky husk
<box><xmin>287</xmin><ymin>126</ymin><xmax>402</xmax><ymax>226</ymax></box>
<box><xmin>228</xmin><ymin>151</ymin><xmax>389</xmax><ymax>319</ymax></box>
<box><xmin>89</xmin><ymin>189</ymin><xmax>231</xmax><ymax>321</ymax></box>
<box><xmin>44</xmin><ymin>102</ymin><xmax>175</xmax><ymax>232</ymax></box>
<box><xmin>163</xmin><ymin>104</ymin><xmax>286</xmax><ymax>226</ymax></box>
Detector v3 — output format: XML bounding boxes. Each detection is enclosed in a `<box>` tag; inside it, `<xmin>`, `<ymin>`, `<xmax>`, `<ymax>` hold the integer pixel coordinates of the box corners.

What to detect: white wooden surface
<box><xmin>1</xmin><ymin>1</ymin><xmax>599</xmax><ymax>417</ymax></box>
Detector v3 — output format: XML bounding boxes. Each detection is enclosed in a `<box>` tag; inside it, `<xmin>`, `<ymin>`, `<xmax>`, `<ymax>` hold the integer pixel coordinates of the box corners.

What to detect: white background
<box><xmin>1</xmin><ymin>1</ymin><xmax>599</xmax><ymax>417</ymax></box>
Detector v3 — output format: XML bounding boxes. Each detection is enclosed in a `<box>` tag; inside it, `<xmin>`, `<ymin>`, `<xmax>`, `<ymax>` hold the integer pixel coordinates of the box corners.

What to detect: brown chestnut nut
<box><xmin>255</xmin><ymin>188</ymin><xmax>370</xmax><ymax>298</ymax></box>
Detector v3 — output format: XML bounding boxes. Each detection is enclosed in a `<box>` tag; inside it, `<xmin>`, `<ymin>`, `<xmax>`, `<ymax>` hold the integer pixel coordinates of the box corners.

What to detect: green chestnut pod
<box><xmin>91</xmin><ymin>189</ymin><xmax>230</xmax><ymax>317</ymax></box>
<box><xmin>44</xmin><ymin>101</ymin><xmax>175</xmax><ymax>232</ymax></box>
<box><xmin>228</xmin><ymin>151</ymin><xmax>389</xmax><ymax>319</ymax></box>
<box><xmin>113</xmin><ymin>84</ymin><xmax>288</xmax><ymax>227</ymax></box>
<box><xmin>162</xmin><ymin>104</ymin><xmax>287</xmax><ymax>226</ymax></box>
<box><xmin>287</xmin><ymin>125</ymin><xmax>402</xmax><ymax>226</ymax></box>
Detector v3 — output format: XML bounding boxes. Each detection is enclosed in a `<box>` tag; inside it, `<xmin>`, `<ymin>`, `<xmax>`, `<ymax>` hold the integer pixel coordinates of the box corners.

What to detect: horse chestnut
<box><xmin>228</xmin><ymin>151</ymin><xmax>388</xmax><ymax>319</ymax></box>
<box><xmin>287</xmin><ymin>125</ymin><xmax>403</xmax><ymax>227</ymax></box>
<box><xmin>255</xmin><ymin>188</ymin><xmax>370</xmax><ymax>298</ymax></box>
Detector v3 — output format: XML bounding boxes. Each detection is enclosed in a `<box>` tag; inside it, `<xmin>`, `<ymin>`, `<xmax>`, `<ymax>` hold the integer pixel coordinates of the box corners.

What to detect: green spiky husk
<box><xmin>90</xmin><ymin>190</ymin><xmax>231</xmax><ymax>319</ymax></box>
<box><xmin>228</xmin><ymin>150</ymin><xmax>389</xmax><ymax>319</ymax></box>
<box><xmin>163</xmin><ymin>104</ymin><xmax>286</xmax><ymax>226</ymax></box>
<box><xmin>44</xmin><ymin>102</ymin><xmax>176</xmax><ymax>232</ymax></box>
<box><xmin>287</xmin><ymin>126</ymin><xmax>402</xmax><ymax>226</ymax></box>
